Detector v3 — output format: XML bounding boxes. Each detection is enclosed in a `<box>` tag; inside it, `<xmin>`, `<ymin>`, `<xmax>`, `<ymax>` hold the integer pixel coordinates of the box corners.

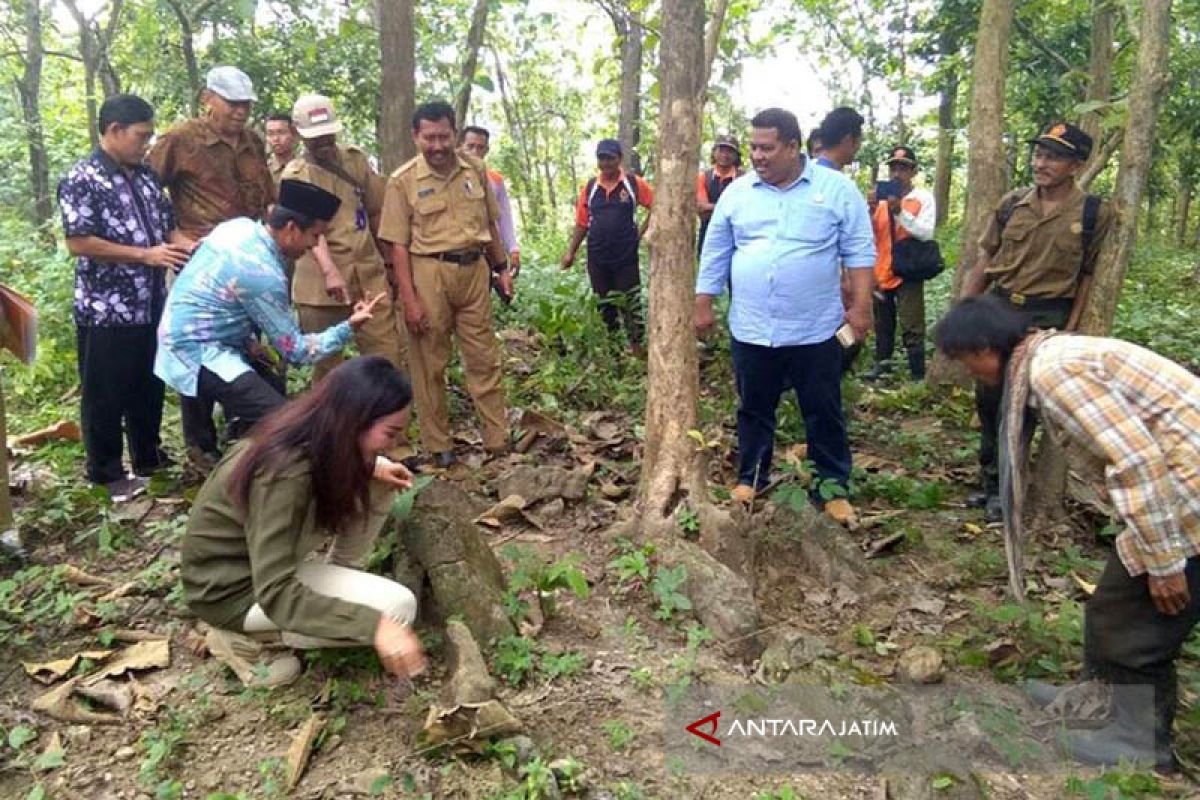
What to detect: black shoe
<box><xmin>984</xmin><ymin>495</ymin><xmax>1003</xmax><ymax>523</ymax></box>
<box><xmin>432</xmin><ymin>451</ymin><xmax>458</xmax><ymax>469</ymax></box>
<box><xmin>863</xmin><ymin>363</ymin><xmax>890</xmax><ymax>382</ymax></box>
<box><xmin>103</xmin><ymin>475</ymin><xmax>148</xmax><ymax>503</ymax></box>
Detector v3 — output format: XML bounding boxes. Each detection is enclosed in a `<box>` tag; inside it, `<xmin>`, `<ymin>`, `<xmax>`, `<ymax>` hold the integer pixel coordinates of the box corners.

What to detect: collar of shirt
<box><xmin>594</xmin><ymin>169</ymin><xmax>636</xmax><ymax>191</ymax></box>
<box><xmin>91</xmin><ymin>146</ymin><xmax>152</xmax><ymax>180</ymax></box>
<box><xmin>415</xmin><ymin>152</ymin><xmax>472</xmax><ymax>180</ymax></box>
<box><xmin>749</xmin><ymin>155</ymin><xmax>812</xmax><ymax>192</ymax></box>
<box><xmin>1015</xmin><ymin>182</ymin><xmax>1084</xmax><ymax>220</ymax></box>
<box><xmin>195</xmin><ymin>118</ymin><xmax>261</xmax><ymax>156</ymax></box>
<box><xmin>816</xmin><ymin>155</ymin><xmax>839</xmax><ymax>170</ymax></box>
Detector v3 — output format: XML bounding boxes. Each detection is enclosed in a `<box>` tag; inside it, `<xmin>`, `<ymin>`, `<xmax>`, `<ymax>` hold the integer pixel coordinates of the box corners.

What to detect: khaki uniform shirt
<box><xmin>979</xmin><ymin>183</ymin><xmax>1113</xmax><ymax>299</ymax></box>
<box><xmin>377</xmin><ymin>152</ymin><xmax>500</xmax><ymax>254</ymax></box>
<box><xmin>267</xmin><ymin>151</ymin><xmax>294</xmax><ymax>187</ymax></box>
<box><xmin>180</xmin><ymin>440</ymin><xmax>384</xmax><ymax>642</ymax></box>
<box><xmin>282</xmin><ymin>146</ymin><xmax>388</xmax><ymax>306</ymax></box>
<box><xmin>147</xmin><ymin>118</ymin><xmax>276</xmax><ymax>240</ymax></box>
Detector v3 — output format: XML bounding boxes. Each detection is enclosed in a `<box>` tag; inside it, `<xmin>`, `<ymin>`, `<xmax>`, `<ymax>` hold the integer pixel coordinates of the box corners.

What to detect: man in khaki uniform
<box><xmin>960</xmin><ymin>121</ymin><xmax>1113</xmax><ymax>521</ymax></box>
<box><xmin>378</xmin><ymin>100</ymin><xmax>513</xmax><ymax>469</ymax></box>
<box><xmin>265</xmin><ymin>113</ymin><xmax>297</xmax><ymax>186</ymax></box>
<box><xmin>282</xmin><ymin>94</ymin><xmax>406</xmax><ymax>383</ymax></box>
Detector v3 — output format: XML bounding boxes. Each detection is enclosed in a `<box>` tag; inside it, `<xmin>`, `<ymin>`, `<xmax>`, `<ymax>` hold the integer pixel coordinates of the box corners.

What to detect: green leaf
<box><xmin>473</xmin><ymin>73</ymin><xmax>495</xmax><ymax>91</ymax></box>
<box><xmin>26</xmin><ymin>786</ymin><xmax>46</xmax><ymax>800</ymax></box>
<box><xmin>34</xmin><ymin>747</ymin><xmax>66</xmax><ymax>771</ymax></box>
<box><xmin>369</xmin><ymin>774</ymin><xmax>393</xmax><ymax>795</ymax></box>
<box><xmin>8</xmin><ymin>725</ymin><xmax>37</xmax><ymax>751</ymax></box>
<box><xmin>931</xmin><ymin>775</ymin><xmax>954</xmax><ymax>790</ymax></box>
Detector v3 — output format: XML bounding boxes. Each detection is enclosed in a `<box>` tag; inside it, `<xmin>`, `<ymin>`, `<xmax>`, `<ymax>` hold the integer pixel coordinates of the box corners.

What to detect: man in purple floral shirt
<box><xmin>58</xmin><ymin>94</ymin><xmax>196</xmax><ymax>499</ymax></box>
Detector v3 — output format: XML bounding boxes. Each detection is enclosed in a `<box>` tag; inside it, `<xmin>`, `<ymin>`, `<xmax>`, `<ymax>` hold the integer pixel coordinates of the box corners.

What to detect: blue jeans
<box><xmin>731</xmin><ymin>336</ymin><xmax>851</xmax><ymax>494</ymax></box>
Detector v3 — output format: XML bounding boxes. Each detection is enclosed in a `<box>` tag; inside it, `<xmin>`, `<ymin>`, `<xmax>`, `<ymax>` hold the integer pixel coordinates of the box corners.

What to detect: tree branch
<box><xmin>1013</xmin><ymin>17</ymin><xmax>1074</xmax><ymax>74</ymax></box>
<box><xmin>1079</xmin><ymin>128</ymin><xmax>1122</xmax><ymax>189</ymax></box>
<box><xmin>702</xmin><ymin>0</ymin><xmax>730</xmax><ymax>88</ymax></box>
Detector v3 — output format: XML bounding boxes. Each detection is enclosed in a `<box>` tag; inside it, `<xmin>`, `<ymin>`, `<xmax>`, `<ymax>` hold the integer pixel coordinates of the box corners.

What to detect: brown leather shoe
<box><xmin>731</xmin><ymin>484</ymin><xmax>756</xmax><ymax>504</ymax></box>
<box><xmin>824</xmin><ymin>498</ymin><xmax>858</xmax><ymax>528</ymax></box>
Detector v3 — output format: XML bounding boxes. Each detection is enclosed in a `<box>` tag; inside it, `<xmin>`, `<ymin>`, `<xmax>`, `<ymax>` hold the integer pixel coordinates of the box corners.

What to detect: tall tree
<box><xmin>1080</xmin><ymin>0</ymin><xmax>1116</xmax><ymax>155</ymax></box>
<box><xmin>377</xmin><ymin>0</ymin><xmax>416</xmax><ymax>172</ymax></box>
<box><xmin>933</xmin><ymin>25</ymin><xmax>958</xmax><ymax>227</ymax></box>
<box><xmin>928</xmin><ymin>0</ymin><xmax>1013</xmax><ymax>384</ymax></box>
<box><xmin>61</xmin><ymin>0</ymin><xmax>125</xmax><ymax>150</ymax></box>
<box><xmin>163</xmin><ymin>0</ymin><xmax>215</xmax><ymax>114</ymax></box>
<box><xmin>1080</xmin><ymin>0</ymin><xmax>1173</xmax><ymax>335</ymax></box>
<box><xmin>639</xmin><ymin>0</ymin><xmax>704</xmax><ymax>534</ymax></box>
<box><xmin>599</xmin><ymin>0</ymin><xmax>643</xmax><ymax>173</ymax></box>
<box><xmin>454</xmin><ymin>0</ymin><xmax>490</xmax><ymax>128</ymax></box>
<box><xmin>12</xmin><ymin>0</ymin><xmax>51</xmax><ymax>226</ymax></box>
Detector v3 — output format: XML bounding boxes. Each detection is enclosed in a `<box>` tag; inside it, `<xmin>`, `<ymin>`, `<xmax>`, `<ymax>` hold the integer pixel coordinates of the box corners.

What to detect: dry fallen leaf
<box><xmin>81</xmin><ymin>639</ymin><xmax>170</xmax><ymax>686</ymax></box>
<box><xmin>58</xmin><ymin>565</ymin><xmax>112</xmax><ymax>588</ymax></box>
<box><xmin>22</xmin><ymin>650</ymin><xmax>113</xmax><ymax>684</ymax></box>
<box><xmin>475</xmin><ymin>495</ymin><xmax>529</xmax><ymax>529</ymax></box>
<box><xmin>1071</xmin><ymin>572</ymin><xmax>1096</xmax><ymax>596</ymax></box>
<box><xmin>285</xmin><ymin>714</ymin><xmax>325</xmax><ymax>791</ymax></box>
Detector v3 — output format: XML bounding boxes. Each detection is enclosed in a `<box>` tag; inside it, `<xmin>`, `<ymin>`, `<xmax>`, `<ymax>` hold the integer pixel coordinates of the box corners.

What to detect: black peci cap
<box><xmin>277</xmin><ymin>179</ymin><xmax>341</xmax><ymax>221</ymax></box>
<box><xmin>596</xmin><ymin>138</ymin><xmax>623</xmax><ymax>158</ymax></box>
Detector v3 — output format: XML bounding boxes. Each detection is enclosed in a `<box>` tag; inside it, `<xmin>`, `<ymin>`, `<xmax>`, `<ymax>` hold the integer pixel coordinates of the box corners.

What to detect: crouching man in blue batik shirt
<box><xmin>155</xmin><ymin>179</ymin><xmax>384</xmax><ymax>452</ymax></box>
<box><xmin>695</xmin><ymin>107</ymin><xmax>876</xmax><ymax>527</ymax></box>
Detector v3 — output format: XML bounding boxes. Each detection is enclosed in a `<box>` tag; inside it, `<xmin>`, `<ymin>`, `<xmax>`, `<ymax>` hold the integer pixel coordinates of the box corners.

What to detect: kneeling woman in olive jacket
<box><xmin>182</xmin><ymin>356</ymin><xmax>425</xmax><ymax>687</ymax></box>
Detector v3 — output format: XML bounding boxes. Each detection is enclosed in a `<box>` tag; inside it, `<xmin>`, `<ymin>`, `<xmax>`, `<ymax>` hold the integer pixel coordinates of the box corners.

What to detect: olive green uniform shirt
<box><xmin>377</xmin><ymin>152</ymin><xmax>500</xmax><ymax>253</ymax></box>
<box><xmin>283</xmin><ymin>146</ymin><xmax>389</xmax><ymax>307</ymax></box>
<box><xmin>181</xmin><ymin>441</ymin><xmax>381</xmax><ymax>642</ymax></box>
<box><xmin>267</xmin><ymin>151</ymin><xmax>294</xmax><ymax>187</ymax></box>
<box><xmin>978</xmin><ymin>183</ymin><xmax>1113</xmax><ymax>299</ymax></box>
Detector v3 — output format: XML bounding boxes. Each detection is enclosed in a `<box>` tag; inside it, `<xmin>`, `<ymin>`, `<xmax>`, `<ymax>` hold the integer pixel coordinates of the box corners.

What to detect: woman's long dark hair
<box><xmin>933</xmin><ymin>295</ymin><xmax>1031</xmax><ymax>362</ymax></box>
<box><xmin>227</xmin><ymin>356</ymin><xmax>412</xmax><ymax>535</ymax></box>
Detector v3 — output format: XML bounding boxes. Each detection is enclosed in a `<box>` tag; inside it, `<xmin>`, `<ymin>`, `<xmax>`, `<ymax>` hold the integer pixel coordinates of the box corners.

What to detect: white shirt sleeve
<box><xmin>897</xmin><ymin>188</ymin><xmax>937</xmax><ymax>241</ymax></box>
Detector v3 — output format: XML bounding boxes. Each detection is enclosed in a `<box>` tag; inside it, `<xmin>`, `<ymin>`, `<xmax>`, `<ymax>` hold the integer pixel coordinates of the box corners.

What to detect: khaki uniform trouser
<box><xmin>295</xmin><ymin>264</ymin><xmax>407</xmax><ymax>384</ymax></box>
<box><xmin>408</xmin><ymin>256</ymin><xmax>508</xmax><ymax>454</ymax></box>
<box><xmin>241</xmin><ymin>483</ymin><xmax>416</xmax><ymax>648</ymax></box>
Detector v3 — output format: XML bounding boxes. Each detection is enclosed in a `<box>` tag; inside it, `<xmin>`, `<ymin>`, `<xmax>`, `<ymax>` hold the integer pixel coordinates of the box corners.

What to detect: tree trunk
<box><xmin>613</xmin><ymin>8</ymin><xmax>643</xmax><ymax>174</ymax></box>
<box><xmin>1079</xmin><ymin>129</ymin><xmax>1121</xmax><ymax>189</ymax></box>
<box><xmin>701</xmin><ymin>0</ymin><xmax>730</xmax><ymax>98</ymax></box>
<box><xmin>15</xmin><ymin>0</ymin><xmax>52</xmax><ymax>227</ymax></box>
<box><xmin>62</xmin><ymin>0</ymin><xmax>125</xmax><ymax>150</ymax></box>
<box><xmin>377</xmin><ymin>0</ymin><xmax>416</xmax><ymax>172</ymax></box>
<box><xmin>927</xmin><ymin>0</ymin><xmax>1014</xmax><ymax>385</ymax></box>
<box><xmin>165</xmin><ymin>0</ymin><xmax>202</xmax><ymax>114</ymax></box>
<box><xmin>491</xmin><ymin>47</ymin><xmax>543</xmax><ymax>221</ymax></box>
<box><xmin>453</xmin><ymin>0</ymin><xmax>490</xmax><ymax>129</ymax></box>
<box><xmin>639</xmin><ymin>0</ymin><xmax>705</xmax><ymax>536</ymax></box>
<box><xmin>1036</xmin><ymin>0</ymin><xmax>1172</xmax><ymax>519</ymax></box>
<box><xmin>933</xmin><ymin>26</ymin><xmax>958</xmax><ymax>227</ymax></box>
<box><xmin>1081</xmin><ymin>0</ymin><xmax>1116</xmax><ymax>175</ymax></box>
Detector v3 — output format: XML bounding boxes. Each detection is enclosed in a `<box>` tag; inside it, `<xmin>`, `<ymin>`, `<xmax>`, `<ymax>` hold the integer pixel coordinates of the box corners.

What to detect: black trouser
<box><xmin>872</xmin><ymin>281</ymin><xmax>926</xmax><ymax>378</ymax></box>
<box><xmin>975</xmin><ymin>294</ymin><xmax>1071</xmax><ymax>495</ymax></box>
<box><xmin>180</xmin><ymin>365</ymin><xmax>286</xmax><ymax>455</ymax></box>
<box><xmin>586</xmin><ymin>257</ymin><xmax>644</xmax><ymax>346</ymax></box>
<box><xmin>731</xmin><ymin>336</ymin><xmax>851</xmax><ymax>494</ymax></box>
<box><xmin>76</xmin><ymin>324</ymin><xmax>166</xmax><ymax>484</ymax></box>
<box><xmin>1085</xmin><ymin>553</ymin><xmax>1200</xmax><ymax>753</ymax></box>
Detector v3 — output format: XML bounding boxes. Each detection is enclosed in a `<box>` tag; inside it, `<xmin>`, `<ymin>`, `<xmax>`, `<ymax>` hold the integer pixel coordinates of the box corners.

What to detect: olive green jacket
<box><xmin>181</xmin><ymin>441</ymin><xmax>381</xmax><ymax>642</ymax></box>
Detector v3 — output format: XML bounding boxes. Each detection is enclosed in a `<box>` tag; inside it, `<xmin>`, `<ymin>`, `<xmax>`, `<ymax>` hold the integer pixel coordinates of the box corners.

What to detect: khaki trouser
<box><xmin>295</xmin><ymin>265</ymin><xmax>407</xmax><ymax>384</ymax></box>
<box><xmin>408</xmin><ymin>256</ymin><xmax>508</xmax><ymax>453</ymax></box>
<box><xmin>241</xmin><ymin>483</ymin><xmax>416</xmax><ymax>648</ymax></box>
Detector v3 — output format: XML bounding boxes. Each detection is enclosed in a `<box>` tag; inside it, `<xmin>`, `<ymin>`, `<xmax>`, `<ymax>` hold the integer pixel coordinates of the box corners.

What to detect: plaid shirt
<box><xmin>1029</xmin><ymin>335</ymin><xmax>1200</xmax><ymax>577</ymax></box>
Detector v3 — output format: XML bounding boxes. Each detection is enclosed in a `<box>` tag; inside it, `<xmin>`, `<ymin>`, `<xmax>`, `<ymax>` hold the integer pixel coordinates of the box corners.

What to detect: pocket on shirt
<box><xmin>781</xmin><ymin>201</ymin><xmax>836</xmax><ymax>244</ymax></box>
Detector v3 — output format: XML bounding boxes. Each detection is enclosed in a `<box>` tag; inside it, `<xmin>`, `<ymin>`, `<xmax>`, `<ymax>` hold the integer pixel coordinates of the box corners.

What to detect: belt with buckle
<box><xmin>429</xmin><ymin>249</ymin><xmax>483</xmax><ymax>265</ymax></box>
<box><xmin>991</xmin><ymin>287</ymin><xmax>1072</xmax><ymax>309</ymax></box>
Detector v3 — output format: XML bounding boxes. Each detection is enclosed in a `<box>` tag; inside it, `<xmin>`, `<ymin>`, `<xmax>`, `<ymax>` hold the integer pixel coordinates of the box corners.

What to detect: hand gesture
<box><xmin>349</xmin><ymin>292</ymin><xmax>385</xmax><ymax>328</ymax></box>
<box><xmin>374</xmin><ymin>616</ymin><xmax>426</xmax><ymax>677</ymax></box>
<box><xmin>144</xmin><ymin>243</ymin><xmax>192</xmax><ymax>269</ymax></box>
<box><xmin>1149</xmin><ymin>572</ymin><xmax>1190</xmax><ymax>616</ymax></box>
<box><xmin>372</xmin><ymin>456</ymin><xmax>414</xmax><ymax>490</ymax></box>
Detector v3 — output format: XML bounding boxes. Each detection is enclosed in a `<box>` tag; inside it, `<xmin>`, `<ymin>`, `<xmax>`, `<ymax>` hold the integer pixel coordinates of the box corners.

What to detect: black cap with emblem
<box><xmin>1027</xmin><ymin>122</ymin><xmax>1093</xmax><ymax>161</ymax></box>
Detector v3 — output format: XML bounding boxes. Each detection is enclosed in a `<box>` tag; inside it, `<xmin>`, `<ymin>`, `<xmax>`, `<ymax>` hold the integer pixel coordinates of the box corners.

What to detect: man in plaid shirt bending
<box><xmin>936</xmin><ymin>295</ymin><xmax>1200</xmax><ymax>774</ymax></box>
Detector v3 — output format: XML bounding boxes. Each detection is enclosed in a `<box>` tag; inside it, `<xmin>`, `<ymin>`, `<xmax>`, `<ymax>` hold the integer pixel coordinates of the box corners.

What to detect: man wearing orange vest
<box><xmin>695</xmin><ymin>135</ymin><xmax>743</xmax><ymax>255</ymax></box>
<box><xmin>866</xmin><ymin>146</ymin><xmax>936</xmax><ymax>380</ymax></box>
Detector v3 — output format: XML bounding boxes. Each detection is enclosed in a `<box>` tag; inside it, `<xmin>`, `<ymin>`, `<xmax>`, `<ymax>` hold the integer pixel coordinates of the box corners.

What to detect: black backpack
<box><xmin>889</xmin><ymin>209</ymin><xmax>945</xmax><ymax>282</ymax></box>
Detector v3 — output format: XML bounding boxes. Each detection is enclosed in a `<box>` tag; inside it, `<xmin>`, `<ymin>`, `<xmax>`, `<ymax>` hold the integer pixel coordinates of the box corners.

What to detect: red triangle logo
<box><xmin>686</xmin><ymin>710</ymin><xmax>722</xmax><ymax>746</ymax></box>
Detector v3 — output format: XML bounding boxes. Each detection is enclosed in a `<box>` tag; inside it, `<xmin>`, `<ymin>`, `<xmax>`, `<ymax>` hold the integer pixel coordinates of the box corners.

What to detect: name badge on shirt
<box><xmin>417</xmin><ymin>187</ymin><xmax>435</xmax><ymax>198</ymax></box>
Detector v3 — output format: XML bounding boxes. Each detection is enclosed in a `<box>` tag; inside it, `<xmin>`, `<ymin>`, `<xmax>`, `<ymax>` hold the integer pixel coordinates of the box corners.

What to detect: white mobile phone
<box><xmin>836</xmin><ymin>323</ymin><xmax>856</xmax><ymax>348</ymax></box>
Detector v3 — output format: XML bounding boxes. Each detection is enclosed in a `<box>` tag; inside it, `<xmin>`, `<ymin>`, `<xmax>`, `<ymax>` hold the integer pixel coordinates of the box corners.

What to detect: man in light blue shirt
<box><xmin>696</xmin><ymin>107</ymin><xmax>875</xmax><ymax>524</ymax></box>
<box><xmin>157</xmin><ymin>179</ymin><xmax>383</xmax><ymax>454</ymax></box>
